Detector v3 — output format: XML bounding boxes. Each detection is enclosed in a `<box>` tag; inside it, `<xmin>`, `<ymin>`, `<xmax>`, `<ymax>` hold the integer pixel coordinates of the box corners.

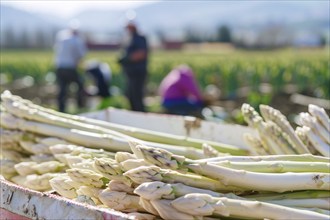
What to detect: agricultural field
<box><xmin>0</xmin><ymin>47</ymin><xmax>329</xmax><ymax>123</ymax></box>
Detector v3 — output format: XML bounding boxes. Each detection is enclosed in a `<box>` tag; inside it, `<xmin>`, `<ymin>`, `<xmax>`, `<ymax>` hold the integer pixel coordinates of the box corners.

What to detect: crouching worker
<box><xmin>84</xmin><ymin>60</ymin><xmax>112</xmax><ymax>109</ymax></box>
<box><xmin>159</xmin><ymin>64</ymin><xmax>205</xmax><ymax>117</ymax></box>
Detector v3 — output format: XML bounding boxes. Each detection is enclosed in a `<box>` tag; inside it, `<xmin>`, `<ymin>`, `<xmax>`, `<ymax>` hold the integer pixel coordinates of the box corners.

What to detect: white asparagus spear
<box><xmin>30</xmin><ymin>154</ymin><xmax>56</xmax><ymax>163</ymax></box>
<box><xmin>66</xmin><ymin>168</ymin><xmax>109</xmax><ymax>188</ymax></box>
<box><xmin>150</xmin><ymin>199</ymin><xmax>196</xmax><ymax>220</ymax></box>
<box><xmin>107</xmin><ymin>180</ymin><xmax>135</xmax><ymax>194</ymax></box>
<box><xmin>93</xmin><ymin>158</ymin><xmax>132</xmax><ymax>186</ymax></box>
<box><xmin>124</xmin><ymin>165</ymin><xmax>244</xmax><ymax>192</ymax></box>
<box><xmin>188</xmin><ymin>163</ymin><xmax>330</xmax><ymax>192</ymax></box>
<box><xmin>11</xmin><ymin>173</ymin><xmax>57</xmax><ymax>191</ymax></box>
<box><xmin>264</xmin><ymin>198</ymin><xmax>330</xmax><ymax>210</ymax></box>
<box><xmin>115</xmin><ymin>152</ymin><xmax>137</xmax><ymax>163</ymax></box>
<box><xmin>259</xmin><ymin>104</ymin><xmax>310</xmax><ymax>154</ymax></box>
<box><xmin>309</xmin><ymin>104</ymin><xmax>330</xmax><ymax>132</ymax></box>
<box><xmin>195</xmin><ymin>153</ymin><xmax>330</xmax><ymax>163</ymax></box>
<box><xmin>299</xmin><ymin>112</ymin><xmax>330</xmax><ymax>144</ymax></box>
<box><xmin>171</xmin><ymin>193</ymin><xmax>329</xmax><ymax>219</ymax></box>
<box><xmin>212</xmin><ymin>160</ymin><xmax>330</xmax><ymax>173</ymax></box>
<box><xmin>243</xmin><ymin>133</ymin><xmax>269</xmax><ymax>155</ymax></box>
<box><xmin>98</xmin><ymin>189</ymin><xmax>145</xmax><ymax>212</ymax></box>
<box><xmin>295</xmin><ymin>126</ymin><xmax>318</xmax><ymax>154</ymax></box>
<box><xmin>241</xmin><ymin>104</ymin><xmax>283</xmax><ymax>154</ymax></box>
<box><xmin>1</xmin><ymin>113</ymin><xmax>206</xmax><ymax>159</ymax></box>
<box><xmin>301</xmin><ymin>126</ymin><xmax>330</xmax><ymax>157</ymax></box>
<box><xmin>49</xmin><ymin>174</ymin><xmax>78</xmax><ymax>199</ymax></box>
<box><xmin>0</xmin><ymin>159</ymin><xmax>18</xmax><ymax>179</ymax></box>
<box><xmin>133</xmin><ymin>144</ymin><xmax>330</xmax><ymax>192</ymax></box>
<box><xmin>37</xmin><ymin>137</ymin><xmax>69</xmax><ymax>146</ymax></box>
<box><xmin>134</xmin><ymin>181</ymin><xmax>243</xmax><ymax>201</ymax></box>
<box><xmin>139</xmin><ymin>198</ymin><xmax>159</xmax><ymax>216</ymax></box>
<box><xmin>120</xmin><ymin>159</ymin><xmax>152</xmax><ymax>171</ymax></box>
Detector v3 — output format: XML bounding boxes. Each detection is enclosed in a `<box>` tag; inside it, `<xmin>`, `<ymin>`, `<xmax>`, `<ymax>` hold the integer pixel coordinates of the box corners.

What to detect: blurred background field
<box><xmin>0</xmin><ymin>1</ymin><xmax>329</xmax><ymax>124</ymax></box>
<box><xmin>1</xmin><ymin>47</ymin><xmax>329</xmax><ymax>123</ymax></box>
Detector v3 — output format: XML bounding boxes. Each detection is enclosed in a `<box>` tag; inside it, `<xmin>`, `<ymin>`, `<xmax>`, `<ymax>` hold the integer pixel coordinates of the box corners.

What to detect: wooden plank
<box><xmin>0</xmin><ymin>179</ymin><xmax>131</xmax><ymax>220</ymax></box>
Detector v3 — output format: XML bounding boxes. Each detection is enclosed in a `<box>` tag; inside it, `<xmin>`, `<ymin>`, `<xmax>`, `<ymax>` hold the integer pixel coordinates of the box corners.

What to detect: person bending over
<box><xmin>159</xmin><ymin>64</ymin><xmax>205</xmax><ymax>117</ymax></box>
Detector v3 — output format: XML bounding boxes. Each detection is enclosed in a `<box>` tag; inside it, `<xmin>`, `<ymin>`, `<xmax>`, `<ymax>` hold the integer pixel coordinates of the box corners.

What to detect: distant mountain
<box><xmin>0</xmin><ymin>5</ymin><xmax>64</xmax><ymax>47</ymax></box>
<box><xmin>132</xmin><ymin>1</ymin><xmax>329</xmax><ymax>32</ymax></box>
<box><xmin>0</xmin><ymin>1</ymin><xmax>329</xmax><ymax>47</ymax></box>
<box><xmin>0</xmin><ymin>5</ymin><xmax>62</xmax><ymax>33</ymax></box>
<box><xmin>69</xmin><ymin>1</ymin><xmax>329</xmax><ymax>39</ymax></box>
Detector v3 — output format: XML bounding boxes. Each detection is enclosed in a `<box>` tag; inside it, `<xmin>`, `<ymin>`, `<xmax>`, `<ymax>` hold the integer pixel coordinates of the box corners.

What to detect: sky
<box><xmin>1</xmin><ymin>0</ymin><xmax>157</xmax><ymax>18</ymax></box>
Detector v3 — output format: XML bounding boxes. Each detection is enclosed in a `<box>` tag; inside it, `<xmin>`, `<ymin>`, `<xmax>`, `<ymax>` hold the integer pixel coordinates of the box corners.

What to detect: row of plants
<box><xmin>1</xmin><ymin>48</ymin><xmax>329</xmax><ymax>104</ymax></box>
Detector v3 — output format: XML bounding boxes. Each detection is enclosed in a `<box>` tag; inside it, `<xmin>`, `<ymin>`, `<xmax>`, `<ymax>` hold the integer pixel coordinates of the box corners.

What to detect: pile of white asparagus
<box><xmin>241</xmin><ymin>103</ymin><xmax>330</xmax><ymax>157</ymax></box>
<box><xmin>1</xmin><ymin>90</ymin><xmax>330</xmax><ymax>220</ymax></box>
<box><xmin>6</xmin><ymin>141</ymin><xmax>330</xmax><ymax>220</ymax></box>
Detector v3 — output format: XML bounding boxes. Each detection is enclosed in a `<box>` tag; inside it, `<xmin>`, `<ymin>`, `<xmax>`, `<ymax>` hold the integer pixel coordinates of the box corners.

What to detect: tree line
<box><xmin>1</xmin><ymin>24</ymin><xmax>327</xmax><ymax>50</ymax></box>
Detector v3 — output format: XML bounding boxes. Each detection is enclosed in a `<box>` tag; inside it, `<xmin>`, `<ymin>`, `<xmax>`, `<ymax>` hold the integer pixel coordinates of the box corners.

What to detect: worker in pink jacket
<box><xmin>159</xmin><ymin>64</ymin><xmax>204</xmax><ymax>116</ymax></box>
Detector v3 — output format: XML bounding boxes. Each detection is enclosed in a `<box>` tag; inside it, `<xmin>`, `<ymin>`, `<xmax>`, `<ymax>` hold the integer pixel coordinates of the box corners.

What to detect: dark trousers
<box><xmin>87</xmin><ymin>67</ymin><xmax>110</xmax><ymax>98</ymax></box>
<box><xmin>163</xmin><ymin>99</ymin><xmax>203</xmax><ymax>117</ymax></box>
<box><xmin>56</xmin><ymin>68</ymin><xmax>85</xmax><ymax>112</ymax></box>
<box><xmin>125</xmin><ymin>69</ymin><xmax>147</xmax><ymax>112</ymax></box>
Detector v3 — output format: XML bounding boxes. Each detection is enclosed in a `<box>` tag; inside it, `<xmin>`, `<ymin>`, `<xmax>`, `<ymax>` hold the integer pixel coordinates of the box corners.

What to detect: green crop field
<box><xmin>1</xmin><ymin>47</ymin><xmax>329</xmax><ymax>120</ymax></box>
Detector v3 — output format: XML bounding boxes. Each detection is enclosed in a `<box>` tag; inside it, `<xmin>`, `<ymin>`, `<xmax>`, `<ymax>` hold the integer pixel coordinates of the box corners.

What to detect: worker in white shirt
<box><xmin>54</xmin><ymin>21</ymin><xmax>87</xmax><ymax>112</ymax></box>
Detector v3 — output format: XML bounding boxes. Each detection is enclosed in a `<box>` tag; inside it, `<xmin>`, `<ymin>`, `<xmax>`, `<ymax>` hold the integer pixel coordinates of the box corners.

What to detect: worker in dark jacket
<box><xmin>118</xmin><ymin>21</ymin><xmax>148</xmax><ymax>112</ymax></box>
